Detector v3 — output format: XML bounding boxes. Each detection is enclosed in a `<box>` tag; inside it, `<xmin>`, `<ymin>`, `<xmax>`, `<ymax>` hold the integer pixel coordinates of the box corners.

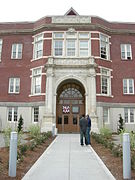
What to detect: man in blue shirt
<box><xmin>86</xmin><ymin>115</ymin><xmax>91</xmax><ymax>145</ymax></box>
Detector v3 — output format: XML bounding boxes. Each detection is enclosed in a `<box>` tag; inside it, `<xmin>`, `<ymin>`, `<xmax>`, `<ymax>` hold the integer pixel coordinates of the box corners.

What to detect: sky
<box><xmin>0</xmin><ymin>0</ymin><xmax>135</xmax><ymax>23</ymax></box>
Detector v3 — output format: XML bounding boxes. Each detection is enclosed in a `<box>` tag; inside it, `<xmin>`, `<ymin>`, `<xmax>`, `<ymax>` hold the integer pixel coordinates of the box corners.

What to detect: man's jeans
<box><xmin>80</xmin><ymin>131</ymin><xmax>87</xmax><ymax>145</ymax></box>
<box><xmin>86</xmin><ymin>127</ymin><xmax>91</xmax><ymax>144</ymax></box>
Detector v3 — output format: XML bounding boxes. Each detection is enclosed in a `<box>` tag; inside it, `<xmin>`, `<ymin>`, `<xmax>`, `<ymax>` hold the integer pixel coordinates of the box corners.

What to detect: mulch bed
<box><xmin>91</xmin><ymin>137</ymin><xmax>135</xmax><ymax>180</ymax></box>
<box><xmin>0</xmin><ymin>136</ymin><xmax>135</xmax><ymax>180</ymax></box>
<box><xmin>0</xmin><ymin>136</ymin><xmax>55</xmax><ymax>180</ymax></box>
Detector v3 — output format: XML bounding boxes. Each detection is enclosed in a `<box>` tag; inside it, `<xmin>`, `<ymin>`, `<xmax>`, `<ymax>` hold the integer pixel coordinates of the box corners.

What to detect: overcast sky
<box><xmin>0</xmin><ymin>0</ymin><xmax>135</xmax><ymax>23</ymax></box>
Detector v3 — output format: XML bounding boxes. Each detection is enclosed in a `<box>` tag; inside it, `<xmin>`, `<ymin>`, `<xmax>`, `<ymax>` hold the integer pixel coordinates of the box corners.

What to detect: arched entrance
<box><xmin>56</xmin><ymin>79</ymin><xmax>85</xmax><ymax>133</ymax></box>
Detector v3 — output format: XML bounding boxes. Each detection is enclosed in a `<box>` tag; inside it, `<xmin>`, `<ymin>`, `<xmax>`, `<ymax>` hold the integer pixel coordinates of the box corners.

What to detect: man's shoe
<box><xmin>81</xmin><ymin>144</ymin><xmax>84</xmax><ymax>146</ymax></box>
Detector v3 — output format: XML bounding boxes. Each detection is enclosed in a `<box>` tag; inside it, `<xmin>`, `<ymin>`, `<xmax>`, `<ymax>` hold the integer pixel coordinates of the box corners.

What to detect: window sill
<box><xmin>123</xmin><ymin>93</ymin><xmax>134</xmax><ymax>95</ymax></box>
<box><xmin>96</xmin><ymin>94</ymin><xmax>114</xmax><ymax>98</ymax></box>
<box><xmin>94</xmin><ymin>56</ymin><xmax>112</xmax><ymax>62</ymax></box>
<box><xmin>8</xmin><ymin>92</ymin><xmax>20</xmax><ymax>94</ymax></box>
<box><xmin>29</xmin><ymin>93</ymin><xmax>45</xmax><ymax>97</ymax></box>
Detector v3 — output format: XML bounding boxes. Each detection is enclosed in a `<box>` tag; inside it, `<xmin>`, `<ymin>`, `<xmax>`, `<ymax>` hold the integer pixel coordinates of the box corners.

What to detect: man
<box><xmin>86</xmin><ymin>115</ymin><xmax>91</xmax><ymax>145</ymax></box>
<box><xmin>79</xmin><ymin>114</ymin><xmax>88</xmax><ymax>146</ymax></box>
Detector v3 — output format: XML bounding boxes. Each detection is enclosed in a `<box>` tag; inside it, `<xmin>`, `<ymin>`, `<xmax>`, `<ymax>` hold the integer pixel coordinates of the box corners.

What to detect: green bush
<box><xmin>19</xmin><ymin>144</ymin><xmax>28</xmax><ymax>155</ymax></box>
<box><xmin>100</xmin><ymin>127</ymin><xmax>112</xmax><ymax>139</ymax></box>
<box><xmin>28</xmin><ymin>124</ymin><xmax>40</xmax><ymax>140</ymax></box>
<box><xmin>17</xmin><ymin>115</ymin><xmax>24</xmax><ymax>133</ymax></box>
<box><xmin>130</xmin><ymin>131</ymin><xmax>135</xmax><ymax>151</ymax></box>
<box><xmin>29</xmin><ymin>141</ymin><xmax>37</xmax><ymax>151</ymax></box>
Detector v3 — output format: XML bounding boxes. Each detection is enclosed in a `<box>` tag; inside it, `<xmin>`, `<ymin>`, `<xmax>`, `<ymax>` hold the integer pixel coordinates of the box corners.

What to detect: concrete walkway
<box><xmin>22</xmin><ymin>134</ymin><xmax>116</xmax><ymax>180</ymax></box>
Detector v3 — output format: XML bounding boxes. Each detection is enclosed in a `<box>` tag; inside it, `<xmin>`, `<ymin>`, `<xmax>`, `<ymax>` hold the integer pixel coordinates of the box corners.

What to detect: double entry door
<box><xmin>56</xmin><ymin>102</ymin><xmax>84</xmax><ymax>133</ymax></box>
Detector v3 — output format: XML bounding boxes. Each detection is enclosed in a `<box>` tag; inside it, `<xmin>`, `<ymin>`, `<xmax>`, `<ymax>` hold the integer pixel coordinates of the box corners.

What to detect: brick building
<box><xmin>0</xmin><ymin>8</ymin><xmax>135</xmax><ymax>133</ymax></box>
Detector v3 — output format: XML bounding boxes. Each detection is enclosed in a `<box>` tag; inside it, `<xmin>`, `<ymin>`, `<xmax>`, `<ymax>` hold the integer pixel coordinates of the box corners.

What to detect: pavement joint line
<box><xmin>90</xmin><ymin>145</ymin><xmax>116</xmax><ymax>180</ymax></box>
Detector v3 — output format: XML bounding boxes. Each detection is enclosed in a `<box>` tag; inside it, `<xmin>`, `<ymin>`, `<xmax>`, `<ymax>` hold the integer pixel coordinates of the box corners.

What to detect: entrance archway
<box><xmin>56</xmin><ymin>79</ymin><xmax>85</xmax><ymax>133</ymax></box>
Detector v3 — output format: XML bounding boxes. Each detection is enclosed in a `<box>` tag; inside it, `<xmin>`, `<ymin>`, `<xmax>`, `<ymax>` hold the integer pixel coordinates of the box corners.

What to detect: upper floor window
<box><xmin>0</xmin><ymin>39</ymin><xmax>3</xmax><ymax>61</ymax></box>
<box><xmin>66</xmin><ymin>40</ymin><xmax>76</xmax><ymax>56</ymax></box>
<box><xmin>53</xmin><ymin>32</ymin><xmax>90</xmax><ymax>57</ymax></box>
<box><xmin>124</xmin><ymin>108</ymin><xmax>134</xmax><ymax>124</ymax></box>
<box><xmin>33</xmin><ymin>34</ymin><xmax>43</xmax><ymax>59</ymax></box>
<box><xmin>121</xmin><ymin>44</ymin><xmax>132</xmax><ymax>60</ymax></box>
<box><xmin>9</xmin><ymin>78</ymin><xmax>20</xmax><ymax>94</ymax></box>
<box><xmin>101</xmin><ymin>68</ymin><xmax>111</xmax><ymax>96</ymax></box>
<box><xmin>123</xmin><ymin>79</ymin><xmax>134</xmax><ymax>94</ymax></box>
<box><xmin>31</xmin><ymin>68</ymin><xmax>42</xmax><ymax>95</ymax></box>
<box><xmin>11</xmin><ymin>44</ymin><xmax>23</xmax><ymax>59</ymax></box>
<box><xmin>100</xmin><ymin>34</ymin><xmax>110</xmax><ymax>60</ymax></box>
<box><xmin>54</xmin><ymin>40</ymin><xmax>63</xmax><ymax>56</ymax></box>
<box><xmin>8</xmin><ymin>107</ymin><xmax>18</xmax><ymax>122</ymax></box>
<box><xmin>79</xmin><ymin>40</ymin><xmax>89</xmax><ymax>56</ymax></box>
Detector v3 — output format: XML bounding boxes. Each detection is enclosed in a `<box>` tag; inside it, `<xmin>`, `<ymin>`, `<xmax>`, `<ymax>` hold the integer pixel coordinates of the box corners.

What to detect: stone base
<box><xmin>41</xmin><ymin>114</ymin><xmax>57</xmax><ymax>135</ymax></box>
<box><xmin>91</xmin><ymin>115</ymin><xmax>99</xmax><ymax>133</ymax></box>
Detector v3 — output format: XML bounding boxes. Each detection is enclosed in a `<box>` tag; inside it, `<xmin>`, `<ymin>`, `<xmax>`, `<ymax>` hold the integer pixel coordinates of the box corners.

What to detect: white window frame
<box><xmin>121</xmin><ymin>44</ymin><xmax>132</xmax><ymax>60</ymax></box>
<box><xmin>11</xmin><ymin>43</ymin><xmax>23</xmax><ymax>59</ymax></box>
<box><xmin>124</xmin><ymin>108</ymin><xmax>134</xmax><ymax>124</ymax></box>
<box><xmin>33</xmin><ymin>34</ymin><xmax>43</xmax><ymax>59</ymax></box>
<box><xmin>9</xmin><ymin>78</ymin><xmax>20</xmax><ymax>94</ymax></box>
<box><xmin>0</xmin><ymin>39</ymin><xmax>3</xmax><ymax>61</ymax></box>
<box><xmin>33</xmin><ymin>107</ymin><xmax>39</xmax><ymax>123</ymax></box>
<box><xmin>103</xmin><ymin>107</ymin><xmax>109</xmax><ymax>124</ymax></box>
<box><xmin>53</xmin><ymin>31</ymin><xmax>90</xmax><ymax>57</ymax></box>
<box><xmin>66</xmin><ymin>39</ymin><xmax>76</xmax><ymax>57</ymax></box>
<box><xmin>101</xmin><ymin>68</ymin><xmax>111</xmax><ymax>96</ymax></box>
<box><xmin>100</xmin><ymin>34</ymin><xmax>110</xmax><ymax>60</ymax></box>
<box><xmin>54</xmin><ymin>40</ymin><xmax>63</xmax><ymax>56</ymax></box>
<box><xmin>8</xmin><ymin>107</ymin><xmax>18</xmax><ymax>122</ymax></box>
<box><xmin>123</xmin><ymin>79</ymin><xmax>134</xmax><ymax>94</ymax></box>
<box><xmin>31</xmin><ymin>67</ymin><xmax>42</xmax><ymax>95</ymax></box>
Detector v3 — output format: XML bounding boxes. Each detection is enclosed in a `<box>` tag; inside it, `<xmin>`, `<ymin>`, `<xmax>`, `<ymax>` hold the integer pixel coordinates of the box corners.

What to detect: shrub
<box><xmin>111</xmin><ymin>145</ymin><xmax>122</xmax><ymax>158</ymax></box>
<box><xmin>19</xmin><ymin>144</ymin><xmax>28</xmax><ymax>155</ymax></box>
<box><xmin>28</xmin><ymin>124</ymin><xmax>40</xmax><ymax>140</ymax></box>
<box><xmin>131</xmin><ymin>153</ymin><xmax>135</xmax><ymax>170</ymax></box>
<box><xmin>29</xmin><ymin>141</ymin><xmax>37</xmax><ymax>151</ymax></box>
<box><xmin>130</xmin><ymin>131</ymin><xmax>135</xmax><ymax>151</ymax></box>
<box><xmin>117</xmin><ymin>114</ymin><xmax>124</xmax><ymax>134</ymax></box>
<box><xmin>100</xmin><ymin>127</ymin><xmax>112</xmax><ymax>139</ymax></box>
<box><xmin>17</xmin><ymin>115</ymin><xmax>24</xmax><ymax>133</ymax></box>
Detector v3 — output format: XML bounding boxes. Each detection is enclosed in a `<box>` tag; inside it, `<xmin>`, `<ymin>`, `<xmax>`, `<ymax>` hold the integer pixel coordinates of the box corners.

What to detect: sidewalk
<box><xmin>22</xmin><ymin>134</ymin><xmax>116</xmax><ymax>180</ymax></box>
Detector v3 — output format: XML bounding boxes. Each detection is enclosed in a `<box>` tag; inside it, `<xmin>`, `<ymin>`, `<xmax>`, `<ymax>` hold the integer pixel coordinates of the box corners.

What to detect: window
<box><xmin>103</xmin><ymin>108</ymin><xmax>109</xmax><ymax>124</ymax></box>
<box><xmin>31</xmin><ymin>68</ymin><xmax>41</xmax><ymax>95</ymax></box>
<box><xmin>8</xmin><ymin>107</ymin><xmax>18</xmax><ymax>122</ymax></box>
<box><xmin>123</xmin><ymin>79</ymin><xmax>134</xmax><ymax>94</ymax></box>
<box><xmin>121</xmin><ymin>44</ymin><xmax>132</xmax><ymax>60</ymax></box>
<box><xmin>79</xmin><ymin>40</ymin><xmax>88</xmax><ymax>56</ymax></box>
<box><xmin>72</xmin><ymin>106</ymin><xmax>79</xmax><ymax>113</ymax></box>
<box><xmin>100</xmin><ymin>34</ymin><xmax>110</xmax><ymax>60</ymax></box>
<box><xmin>9</xmin><ymin>78</ymin><xmax>20</xmax><ymax>93</ymax></box>
<box><xmin>11</xmin><ymin>44</ymin><xmax>22</xmax><ymax>59</ymax></box>
<box><xmin>64</xmin><ymin>116</ymin><xmax>68</xmax><ymax>124</ymax></box>
<box><xmin>66</xmin><ymin>40</ymin><xmax>76</xmax><ymax>56</ymax></box>
<box><xmin>33</xmin><ymin>34</ymin><xmax>43</xmax><ymax>59</ymax></box>
<box><xmin>124</xmin><ymin>108</ymin><xmax>134</xmax><ymax>123</ymax></box>
<box><xmin>33</xmin><ymin>107</ymin><xmax>39</xmax><ymax>122</ymax></box>
<box><xmin>53</xmin><ymin>31</ymin><xmax>90</xmax><ymax>57</ymax></box>
<box><xmin>54</xmin><ymin>40</ymin><xmax>63</xmax><ymax>56</ymax></box>
<box><xmin>0</xmin><ymin>39</ymin><xmax>3</xmax><ymax>61</ymax></box>
<box><xmin>101</xmin><ymin>69</ymin><xmax>111</xmax><ymax>95</ymax></box>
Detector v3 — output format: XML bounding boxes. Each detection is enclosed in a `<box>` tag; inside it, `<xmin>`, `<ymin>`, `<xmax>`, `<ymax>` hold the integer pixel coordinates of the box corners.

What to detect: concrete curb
<box><xmin>90</xmin><ymin>145</ymin><xmax>116</xmax><ymax>180</ymax></box>
<box><xmin>22</xmin><ymin>136</ymin><xmax>58</xmax><ymax>180</ymax></box>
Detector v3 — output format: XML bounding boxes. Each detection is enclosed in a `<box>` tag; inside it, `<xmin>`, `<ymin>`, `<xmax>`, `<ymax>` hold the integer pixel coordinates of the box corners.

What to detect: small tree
<box><xmin>17</xmin><ymin>115</ymin><xmax>24</xmax><ymax>133</ymax></box>
<box><xmin>118</xmin><ymin>114</ymin><xmax>124</xmax><ymax>133</ymax></box>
